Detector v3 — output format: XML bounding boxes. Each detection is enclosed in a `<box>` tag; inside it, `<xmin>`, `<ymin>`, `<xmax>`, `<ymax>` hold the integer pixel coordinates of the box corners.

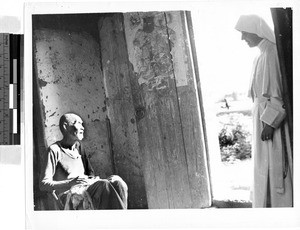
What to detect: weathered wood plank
<box><xmin>167</xmin><ymin>11</ymin><xmax>211</xmax><ymax>207</ymax></box>
<box><xmin>124</xmin><ymin>12</ymin><xmax>194</xmax><ymax>208</ymax></box>
<box><xmin>99</xmin><ymin>14</ymin><xmax>148</xmax><ymax>209</ymax></box>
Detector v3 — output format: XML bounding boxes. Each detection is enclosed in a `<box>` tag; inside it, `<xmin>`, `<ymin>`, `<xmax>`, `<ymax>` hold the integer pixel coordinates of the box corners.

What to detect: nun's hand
<box><xmin>261</xmin><ymin>123</ymin><xmax>274</xmax><ymax>141</ymax></box>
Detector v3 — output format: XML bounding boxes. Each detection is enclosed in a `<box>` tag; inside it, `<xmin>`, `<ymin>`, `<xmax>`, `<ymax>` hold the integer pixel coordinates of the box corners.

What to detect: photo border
<box><xmin>24</xmin><ymin>1</ymin><xmax>300</xmax><ymax>229</ymax></box>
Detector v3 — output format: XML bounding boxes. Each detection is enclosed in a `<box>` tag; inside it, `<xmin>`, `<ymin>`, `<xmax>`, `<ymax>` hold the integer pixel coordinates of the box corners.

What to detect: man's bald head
<box><xmin>59</xmin><ymin>113</ymin><xmax>83</xmax><ymax>135</ymax></box>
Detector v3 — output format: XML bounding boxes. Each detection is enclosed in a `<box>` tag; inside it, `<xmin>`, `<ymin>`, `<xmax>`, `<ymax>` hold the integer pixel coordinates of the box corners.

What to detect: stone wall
<box><xmin>33</xmin><ymin>14</ymin><xmax>113</xmax><ymax>179</ymax></box>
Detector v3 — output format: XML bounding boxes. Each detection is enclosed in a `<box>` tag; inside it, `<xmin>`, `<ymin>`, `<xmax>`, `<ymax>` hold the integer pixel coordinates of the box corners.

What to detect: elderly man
<box><xmin>235</xmin><ymin>14</ymin><xmax>293</xmax><ymax>207</ymax></box>
<box><xmin>40</xmin><ymin>113</ymin><xmax>128</xmax><ymax>210</ymax></box>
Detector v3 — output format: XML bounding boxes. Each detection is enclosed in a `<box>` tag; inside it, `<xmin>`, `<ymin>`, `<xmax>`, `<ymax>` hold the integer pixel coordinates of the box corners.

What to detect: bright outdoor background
<box><xmin>192</xmin><ymin>5</ymin><xmax>274</xmax><ymax>202</ymax></box>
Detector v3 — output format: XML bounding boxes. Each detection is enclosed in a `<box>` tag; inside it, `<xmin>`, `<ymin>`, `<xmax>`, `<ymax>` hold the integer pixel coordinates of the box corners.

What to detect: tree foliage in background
<box><xmin>218</xmin><ymin>114</ymin><xmax>252</xmax><ymax>162</ymax></box>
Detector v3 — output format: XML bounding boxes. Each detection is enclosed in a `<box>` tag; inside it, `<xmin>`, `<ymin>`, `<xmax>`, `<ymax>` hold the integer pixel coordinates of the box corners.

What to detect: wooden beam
<box><xmin>99</xmin><ymin>14</ymin><xmax>148</xmax><ymax>209</ymax></box>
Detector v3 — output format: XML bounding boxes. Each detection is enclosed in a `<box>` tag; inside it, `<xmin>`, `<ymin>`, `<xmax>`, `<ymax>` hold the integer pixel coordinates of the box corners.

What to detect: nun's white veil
<box><xmin>235</xmin><ymin>14</ymin><xmax>275</xmax><ymax>44</ymax></box>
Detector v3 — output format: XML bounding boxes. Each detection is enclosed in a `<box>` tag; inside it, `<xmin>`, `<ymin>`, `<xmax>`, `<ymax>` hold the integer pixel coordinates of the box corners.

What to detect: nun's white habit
<box><xmin>235</xmin><ymin>15</ymin><xmax>293</xmax><ymax>207</ymax></box>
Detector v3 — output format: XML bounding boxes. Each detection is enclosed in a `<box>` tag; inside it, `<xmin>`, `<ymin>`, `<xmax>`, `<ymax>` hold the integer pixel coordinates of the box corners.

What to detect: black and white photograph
<box><xmin>1</xmin><ymin>0</ymin><xmax>300</xmax><ymax>229</ymax></box>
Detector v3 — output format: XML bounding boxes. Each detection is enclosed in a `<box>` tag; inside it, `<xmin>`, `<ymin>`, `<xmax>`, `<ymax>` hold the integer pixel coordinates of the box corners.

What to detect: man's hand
<box><xmin>68</xmin><ymin>176</ymin><xmax>89</xmax><ymax>187</ymax></box>
<box><xmin>261</xmin><ymin>123</ymin><xmax>275</xmax><ymax>141</ymax></box>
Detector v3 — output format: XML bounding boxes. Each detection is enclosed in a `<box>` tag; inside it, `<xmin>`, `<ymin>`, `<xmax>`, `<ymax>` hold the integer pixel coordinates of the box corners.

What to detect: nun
<box><xmin>235</xmin><ymin>14</ymin><xmax>293</xmax><ymax>208</ymax></box>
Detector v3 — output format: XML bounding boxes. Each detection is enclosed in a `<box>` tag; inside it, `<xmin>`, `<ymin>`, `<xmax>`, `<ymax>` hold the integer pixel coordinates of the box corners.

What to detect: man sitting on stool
<box><xmin>40</xmin><ymin>113</ymin><xmax>128</xmax><ymax>210</ymax></box>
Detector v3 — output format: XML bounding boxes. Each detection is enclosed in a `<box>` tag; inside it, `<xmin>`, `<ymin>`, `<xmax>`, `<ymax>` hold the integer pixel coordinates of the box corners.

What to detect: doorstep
<box><xmin>212</xmin><ymin>199</ymin><xmax>252</xmax><ymax>208</ymax></box>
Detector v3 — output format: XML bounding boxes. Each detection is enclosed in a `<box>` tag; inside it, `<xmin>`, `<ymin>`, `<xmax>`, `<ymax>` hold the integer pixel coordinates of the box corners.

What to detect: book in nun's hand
<box><xmin>260</xmin><ymin>102</ymin><xmax>286</xmax><ymax>129</ymax></box>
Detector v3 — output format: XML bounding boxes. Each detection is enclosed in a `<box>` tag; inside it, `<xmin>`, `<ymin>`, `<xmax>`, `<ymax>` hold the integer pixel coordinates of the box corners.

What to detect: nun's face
<box><xmin>241</xmin><ymin>31</ymin><xmax>263</xmax><ymax>47</ymax></box>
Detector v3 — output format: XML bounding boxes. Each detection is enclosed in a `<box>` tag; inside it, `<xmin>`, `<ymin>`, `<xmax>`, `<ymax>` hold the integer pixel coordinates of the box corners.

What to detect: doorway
<box><xmin>191</xmin><ymin>7</ymin><xmax>274</xmax><ymax>207</ymax></box>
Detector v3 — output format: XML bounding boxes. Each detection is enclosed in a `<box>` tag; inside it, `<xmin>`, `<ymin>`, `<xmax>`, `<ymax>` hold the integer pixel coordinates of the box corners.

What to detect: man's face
<box><xmin>241</xmin><ymin>31</ymin><xmax>262</xmax><ymax>47</ymax></box>
<box><xmin>65</xmin><ymin>115</ymin><xmax>85</xmax><ymax>141</ymax></box>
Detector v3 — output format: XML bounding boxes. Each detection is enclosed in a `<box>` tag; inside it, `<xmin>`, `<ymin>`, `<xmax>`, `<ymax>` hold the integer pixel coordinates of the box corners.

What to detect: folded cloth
<box><xmin>63</xmin><ymin>184</ymin><xmax>94</xmax><ymax>210</ymax></box>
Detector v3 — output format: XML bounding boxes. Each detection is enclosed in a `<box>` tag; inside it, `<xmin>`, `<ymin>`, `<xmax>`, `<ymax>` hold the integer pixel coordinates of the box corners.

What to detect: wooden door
<box><xmin>101</xmin><ymin>12</ymin><xmax>211</xmax><ymax>209</ymax></box>
<box><xmin>99</xmin><ymin>14</ymin><xmax>148</xmax><ymax>209</ymax></box>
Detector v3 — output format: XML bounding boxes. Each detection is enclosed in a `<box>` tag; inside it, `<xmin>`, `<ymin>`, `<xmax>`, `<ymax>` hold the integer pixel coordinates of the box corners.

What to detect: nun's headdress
<box><xmin>235</xmin><ymin>14</ymin><xmax>275</xmax><ymax>44</ymax></box>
